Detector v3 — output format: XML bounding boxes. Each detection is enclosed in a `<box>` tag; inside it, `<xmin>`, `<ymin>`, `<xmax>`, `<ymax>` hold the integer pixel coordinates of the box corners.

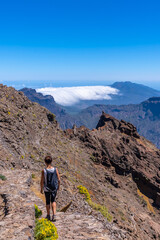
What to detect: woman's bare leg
<box><xmin>52</xmin><ymin>202</ymin><xmax>56</xmax><ymax>215</ymax></box>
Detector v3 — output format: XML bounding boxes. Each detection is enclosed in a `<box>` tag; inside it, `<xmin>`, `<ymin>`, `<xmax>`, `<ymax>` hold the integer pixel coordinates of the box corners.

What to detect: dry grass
<box><xmin>136</xmin><ymin>138</ymin><xmax>157</xmax><ymax>152</ymax></box>
<box><xmin>137</xmin><ymin>189</ymin><xmax>155</xmax><ymax>214</ymax></box>
<box><xmin>31</xmin><ymin>186</ymin><xmax>45</xmax><ymax>203</ymax></box>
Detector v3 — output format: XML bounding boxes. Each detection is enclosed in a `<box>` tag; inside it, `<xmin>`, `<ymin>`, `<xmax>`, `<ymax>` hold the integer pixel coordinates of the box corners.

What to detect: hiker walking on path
<box><xmin>40</xmin><ymin>155</ymin><xmax>60</xmax><ymax>221</ymax></box>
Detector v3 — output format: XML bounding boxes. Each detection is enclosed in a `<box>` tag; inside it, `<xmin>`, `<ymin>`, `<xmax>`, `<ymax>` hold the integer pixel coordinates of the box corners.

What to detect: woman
<box><xmin>40</xmin><ymin>155</ymin><xmax>60</xmax><ymax>221</ymax></box>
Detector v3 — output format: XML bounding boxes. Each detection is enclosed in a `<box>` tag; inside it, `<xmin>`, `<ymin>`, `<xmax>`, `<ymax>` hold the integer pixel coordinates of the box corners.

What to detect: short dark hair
<box><xmin>44</xmin><ymin>156</ymin><xmax>52</xmax><ymax>164</ymax></box>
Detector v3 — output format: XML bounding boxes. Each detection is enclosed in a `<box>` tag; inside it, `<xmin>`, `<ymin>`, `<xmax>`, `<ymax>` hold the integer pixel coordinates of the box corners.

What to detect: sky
<box><xmin>0</xmin><ymin>0</ymin><xmax>160</xmax><ymax>89</ymax></box>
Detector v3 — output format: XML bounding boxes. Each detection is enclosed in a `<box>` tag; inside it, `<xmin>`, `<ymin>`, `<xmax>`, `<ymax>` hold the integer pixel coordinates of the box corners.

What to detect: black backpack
<box><xmin>46</xmin><ymin>168</ymin><xmax>58</xmax><ymax>192</ymax></box>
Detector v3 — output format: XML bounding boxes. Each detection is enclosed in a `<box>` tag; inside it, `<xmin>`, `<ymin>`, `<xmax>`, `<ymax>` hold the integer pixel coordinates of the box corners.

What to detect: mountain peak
<box><xmin>111</xmin><ymin>81</ymin><xmax>160</xmax><ymax>92</ymax></box>
<box><xmin>96</xmin><ymin>112</ymin><xmax>140</xmax><ymax>138</ymax></box>
<box><xmin>96</xmin><ymin>112</ymin><xmax>119</xmax><ymax>130</ymax></box>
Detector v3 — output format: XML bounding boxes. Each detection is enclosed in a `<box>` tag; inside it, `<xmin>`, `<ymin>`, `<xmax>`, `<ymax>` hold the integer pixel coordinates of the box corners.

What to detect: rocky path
<box><xmin>42</xmin><ymin>211</ymin><xmax>110</xmax><ymax>240</ymax></box>
<box><xmin>0</xmin><ymin>170</ymin><xmax>35</xmax><ymax>240</ymax></box>
<box><xmin>0</xmin><ymin>169</ymin><xmax>111</xmax><ymax>240</ymax></box>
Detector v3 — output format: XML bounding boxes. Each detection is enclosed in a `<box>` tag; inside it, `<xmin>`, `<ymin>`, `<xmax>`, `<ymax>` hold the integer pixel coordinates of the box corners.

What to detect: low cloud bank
<box><xmin>36</xmin><ymin>86</ymin><xmax>119</xmax><ymax>106</ymax></box>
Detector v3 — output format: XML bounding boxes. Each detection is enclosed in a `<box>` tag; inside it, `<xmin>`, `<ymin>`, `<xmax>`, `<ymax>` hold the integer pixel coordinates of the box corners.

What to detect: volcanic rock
<box><xmin>65</xmin><ymin>112</ymin><xmax>160</xmax><ymax>207</ymax></box>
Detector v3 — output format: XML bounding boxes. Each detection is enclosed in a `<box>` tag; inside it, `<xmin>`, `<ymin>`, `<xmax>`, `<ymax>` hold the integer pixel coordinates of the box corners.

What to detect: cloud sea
<box><xmin>36</xmin><ymin>86</ymin><xmax>119</xmax><ymax>106</ymax></box>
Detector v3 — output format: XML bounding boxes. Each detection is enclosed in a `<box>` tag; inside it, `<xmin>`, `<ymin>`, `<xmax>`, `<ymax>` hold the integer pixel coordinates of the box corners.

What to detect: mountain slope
<box><xmin>65</xmin><ymin>113</ymin><xmax>160</xmax><ymax>207</ymax></box>
<box><xmin>1</xmin><ymin>84</ymin><xmax>160</xmax><ymax>239</ymax></box>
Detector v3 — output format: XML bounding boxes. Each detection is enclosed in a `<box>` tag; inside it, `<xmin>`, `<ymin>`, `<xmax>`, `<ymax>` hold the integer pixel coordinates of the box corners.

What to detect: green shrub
<box><xmin>77</xmin><ymin>185</ymin><xmax>91</xmax><ymax>200</ymax></box>
<box><xmin>35</xmin><ymin>204</ymin><xmax>42</xmax><ymax>218</ymax></box>
<box><xmin>34</xmin><ymin>218</ymin><xmax>58</xmax><ymax>240</ymax></box>
<box><xmin>0</xmin><ymin>174</ymin><xmax>7</xmax><ymax>181</ymax></box>
<box><xmin>77</xmin><ymin>185</ymin><xmax>112</xmax><ymax>222</ymax></box>
<box><xmin>32</xmin><ymin>173</ymin><xmax>36</xmax><ymax>179</ymax></box>
<box><xmin>87</xmin><ymin>200</ymin><xmax>112</xmax><ymax>222</ymax></box>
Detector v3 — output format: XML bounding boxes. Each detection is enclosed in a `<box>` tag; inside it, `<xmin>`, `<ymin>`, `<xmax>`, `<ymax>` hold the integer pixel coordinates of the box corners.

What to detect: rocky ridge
<box><xmin>65</xmin><ymin>113</ymin><xmax>160</xmax><ymax>208</ymax></box>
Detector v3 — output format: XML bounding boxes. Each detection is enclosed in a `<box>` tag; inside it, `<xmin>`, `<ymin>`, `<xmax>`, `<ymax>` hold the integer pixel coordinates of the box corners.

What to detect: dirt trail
<box><xmin>0</xmin><ymin>170</ymin><xmax>111</xmax><ymax>240</ymax></box>
<box><xmin>41</xmin><ymin>210</ymin><xmax>110</xmax><ymax>240</ymax></box>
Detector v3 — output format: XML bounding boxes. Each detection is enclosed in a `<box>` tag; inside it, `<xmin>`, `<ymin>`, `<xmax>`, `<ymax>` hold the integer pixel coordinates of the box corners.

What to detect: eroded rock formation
<box><xmin>65</xmin><ymin>112</ymin><xmax>160</xmax><ymax>207</ymax></box>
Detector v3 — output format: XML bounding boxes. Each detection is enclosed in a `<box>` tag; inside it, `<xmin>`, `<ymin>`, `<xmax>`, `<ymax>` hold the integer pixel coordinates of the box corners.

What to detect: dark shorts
<box><xmin>44</xmin><ymin>191</ymin><xmax>57</xmax><ymax>205</ymax></box>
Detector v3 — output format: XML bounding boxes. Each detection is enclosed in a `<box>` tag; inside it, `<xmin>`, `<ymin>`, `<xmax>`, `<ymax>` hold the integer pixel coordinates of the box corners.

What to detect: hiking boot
<box><xmin>52</xmin><ymin>215</ymin><xmax>56</xmax><ymax>222</ymax></box>
<box><xmin>46</xmin><ymin>214</ymin><xmax>50</xmax><ymax>220</ymax></box>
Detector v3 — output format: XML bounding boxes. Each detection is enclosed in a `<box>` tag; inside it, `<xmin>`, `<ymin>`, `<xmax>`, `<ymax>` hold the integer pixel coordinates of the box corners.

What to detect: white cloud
<box><xmin>36</xmin><ymin>86</ymin><xmax>119</xmax><ymax>106</ymax></box>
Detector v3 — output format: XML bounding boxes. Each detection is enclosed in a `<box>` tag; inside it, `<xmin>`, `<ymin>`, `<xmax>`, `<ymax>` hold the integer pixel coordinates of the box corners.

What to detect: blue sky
<box><xmin>0</xmin><ymin>0</ymin><xmax>160</xmax><ymax>89</ymax></box>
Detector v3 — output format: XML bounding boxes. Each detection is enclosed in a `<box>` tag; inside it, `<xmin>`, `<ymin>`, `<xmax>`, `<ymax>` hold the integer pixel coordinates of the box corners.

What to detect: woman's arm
<box><xmin>40</xmin><ymin>170</ymin><xmax>44</xmax><ymax>194</ymax></box>
<box><xmin>56</xmin><ymin>168</ymin><xmax>61</xmax><ymax>190</ymax></box>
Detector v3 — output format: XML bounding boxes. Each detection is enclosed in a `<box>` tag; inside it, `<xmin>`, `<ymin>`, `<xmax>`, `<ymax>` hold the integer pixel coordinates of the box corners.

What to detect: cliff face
<box><xmin>65</xmin><ymin>112</ymin><xmax>160</xmax><ymax>207</ymax></box>
<box><xmin>1</xmin><ymin>84</ymin><xmax>160</xmax><ymax>239</ymax></box>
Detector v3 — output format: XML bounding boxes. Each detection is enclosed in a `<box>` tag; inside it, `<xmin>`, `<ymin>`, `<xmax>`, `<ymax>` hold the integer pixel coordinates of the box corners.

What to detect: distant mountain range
<box><xmin>62</xmin><ymin>81</ymin><xmax>160</xmax><ymax>113</ymax></box>
<box><xmin>21</xmin><ymin>81</ymin><xmax>160</xmax><ymax>148</ymax></box>
<box><xmin>76</xmin><ymin>97</ymin><xmax>160</xmax><ymax>148</ymax></box>
<box><xmin>110</xmin><ymin>81</ymin><xmax>160</xmax><ymax>104</ymax></box>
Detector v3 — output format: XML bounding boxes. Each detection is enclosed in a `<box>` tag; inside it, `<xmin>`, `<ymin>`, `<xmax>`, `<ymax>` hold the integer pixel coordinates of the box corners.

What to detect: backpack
<box><xmin>45</xmin><ymin>168</ymin><xmax>58</xmax><ymax>192</ymax></box>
